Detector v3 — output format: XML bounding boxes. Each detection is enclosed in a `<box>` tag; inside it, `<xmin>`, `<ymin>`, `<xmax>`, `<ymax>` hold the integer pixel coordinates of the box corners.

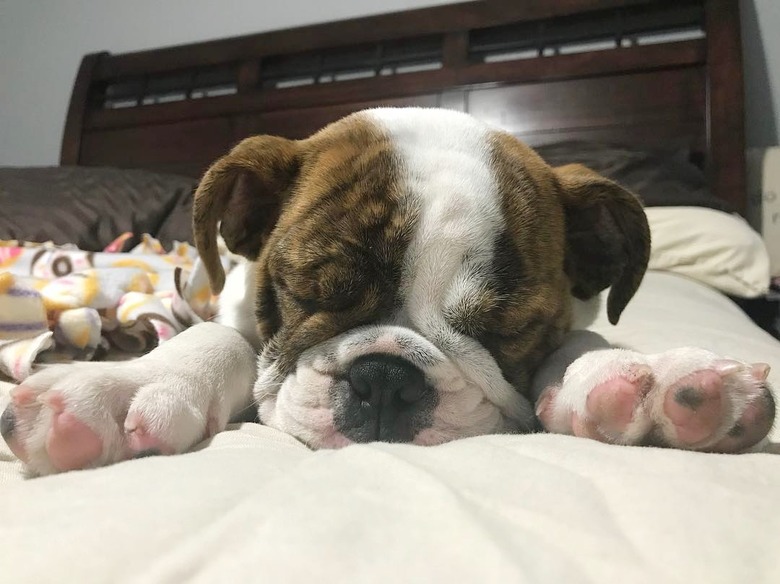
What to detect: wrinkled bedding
<box><xmin>1</xmin><ymin>270</ymin><xmax>779</xmax><ymax>583</ymax></box>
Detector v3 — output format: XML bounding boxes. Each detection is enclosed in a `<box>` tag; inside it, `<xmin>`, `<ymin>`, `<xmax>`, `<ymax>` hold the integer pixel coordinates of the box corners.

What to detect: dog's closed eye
<box><xmin>274</xmin><ymin>270</ymin><xmax>370</xmax><ymax>316</ymax></box>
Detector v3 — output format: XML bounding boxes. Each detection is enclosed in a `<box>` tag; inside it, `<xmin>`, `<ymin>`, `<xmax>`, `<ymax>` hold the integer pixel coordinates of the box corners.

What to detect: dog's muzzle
<box><xmin>253</xmin><ymin>325</ymin><xmax>533</xmax><ymax>448</ymax></box>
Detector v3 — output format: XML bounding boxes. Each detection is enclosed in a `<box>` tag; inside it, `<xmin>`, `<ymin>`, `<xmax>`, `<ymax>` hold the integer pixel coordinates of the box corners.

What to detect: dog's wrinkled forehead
<box><xmin>269</xmin><ymin>110</ymin><xmax>499</xmax><ymax>308</ymax></box>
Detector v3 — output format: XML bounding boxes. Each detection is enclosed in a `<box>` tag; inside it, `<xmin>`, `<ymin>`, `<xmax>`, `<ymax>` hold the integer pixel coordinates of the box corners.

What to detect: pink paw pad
<box><xmin>662</xmin><ymin>370</ymin><xmax>725</xmax><ymax>446</ymax></box>
<box><xmin>10</xmin><ymin>384</ymin><xmax>38</xmax><ymax>407</ymax></box>
<box><xmin>536</xmin><ymin>385</ymin><xmax>580</xmax><ymax>435</ymax></box>
<box><xmin>124</xmin><ymin>413</ymin><xmax>173</xmax><ymax>457</ymax></box>
<box><xmin>585</xmin><ymin>366</ymin><xmax>653</xmax><ymax>439</ymax></box>
<box><xmin>571</xmin><ymin>412</ymin><xmax>607</xmax><ymax>441</ymax></box>
<box><xmin>40</xmin><ymin>391</ymin><xmax>104</xmax><ymax>472</ymax></box>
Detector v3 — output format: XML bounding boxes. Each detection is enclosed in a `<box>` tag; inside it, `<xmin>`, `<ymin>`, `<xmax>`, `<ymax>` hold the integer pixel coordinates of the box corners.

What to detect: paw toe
<box><xmin>535</xmin><ymin>385</ymin><xmax>560</xmax><ymax>431</ymax></box>
<box><xmin>10</xmin><ymin>384</ymin><xmax>38</xmax><ymax>407</ymax></box>
<box><xmin>44</xmin><ymin>402</ymin><xmax>104</xmax><ymax>472</ymax></box>
<box><xmin>124</xmin><ymin>413</ymin><xmax>174</xmax><ymax>456</ymax></box>
<box><xmin>709</xmin><ymin>387</ymin><xmax>776</xmax><ymax>453</ymax></box>
<box><xmin>586</xmin><ymin>367</ymin><xmax>653</xmax><ymax>440</ymax></box>
<box><xmin>571</xmin><ymin>412</ymin><xmax>608</xmax><ymax>441</ymax></box>
<box><xmin>662</xmin><ymin>370</ymin><xmax>725</xmax><ymax>447</ymax></box>
<box><xmin>1</xmin><ymin>403</ymin><xmax>26</xmax><ymax>461</ymax></box>
<box><xmin>3</xmin><ymin>385</ymin><xmax>46</xmax><ymax>463</ymax></box>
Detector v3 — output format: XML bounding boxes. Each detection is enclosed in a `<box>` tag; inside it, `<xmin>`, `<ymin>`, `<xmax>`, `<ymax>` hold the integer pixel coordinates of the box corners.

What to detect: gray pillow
<box><xmin>534</xmin><ymin>142</ymin><xmax>730</xmax><ymax>212</ymax></box>
<box><xmin>0</xmin><ymin>166</ymin><xmax>196</xmax><ymax>250</ymax></box>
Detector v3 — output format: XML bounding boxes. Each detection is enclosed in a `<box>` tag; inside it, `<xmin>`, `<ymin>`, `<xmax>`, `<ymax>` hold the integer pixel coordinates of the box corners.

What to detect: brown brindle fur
<box><xmin>459</xmin><ymin>132</ymin><xmax>572</xmax><ymax>392</ymax></box>
<box><xmin>208</xmin><ymin>115</ymin><xmax>416</xmax><ymax>376</ymax></box>
<box><xmin>193</xmin><ymin>135</ymin><xmax>300</xmax><ymax>293</ymax></box>
<box><xmin>472</xmin><ymin>134</ymin><xmax>649</xmax><ymax>393</ymax></box>
<box><xmin>553</xmin><ymin>163</ymin><xmax>651</xmax><ymax>325</ymax></box>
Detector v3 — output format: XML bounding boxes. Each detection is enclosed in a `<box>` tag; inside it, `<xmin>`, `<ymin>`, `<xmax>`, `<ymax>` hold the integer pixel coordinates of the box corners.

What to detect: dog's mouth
<box><xmin>252</xmin><ymin>325</ymin><xmax>534</xmax><ymax>448</ymax></box>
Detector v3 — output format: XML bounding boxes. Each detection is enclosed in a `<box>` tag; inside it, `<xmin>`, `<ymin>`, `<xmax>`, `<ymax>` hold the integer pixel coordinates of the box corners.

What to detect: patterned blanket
<box><xmin>0</xmin><ymin>233</ymin><xmax>228</xmax><ymax>382</ymax></box>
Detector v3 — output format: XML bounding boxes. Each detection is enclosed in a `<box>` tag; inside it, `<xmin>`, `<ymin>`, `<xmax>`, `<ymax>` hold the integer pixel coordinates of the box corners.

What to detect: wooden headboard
<box><xmin>60</xmin><ymin>0</ymin><xmax>746</xmax><ymax>213</ymax></box>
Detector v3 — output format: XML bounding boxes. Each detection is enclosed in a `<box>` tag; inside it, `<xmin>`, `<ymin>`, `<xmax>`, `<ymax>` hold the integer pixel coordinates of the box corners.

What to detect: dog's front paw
<box><xmin>1</xmin><ymin>362</ymin><xmax>225</xmax><ymax>476</ymax></box>
<box><xmin>536</xmin><ymin>348</ymin><xmax>775</xmax><ymax>452</ymax></box>
<box><xmin>1</xmin><ymin>323</ymin><xmax>256</xmax><ymax>476</ymax></box>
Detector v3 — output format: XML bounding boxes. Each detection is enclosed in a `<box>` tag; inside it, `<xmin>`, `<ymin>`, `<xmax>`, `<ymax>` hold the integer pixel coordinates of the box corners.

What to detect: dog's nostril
<box><xmin>348</xmin><ymin>354</ymin><xmax>427</xmax><ymax>406</ymax></box>
<box><xmin>1</xmin><ymin>406</ymin><xmax>16</xmax><ymax>440</ymax></box>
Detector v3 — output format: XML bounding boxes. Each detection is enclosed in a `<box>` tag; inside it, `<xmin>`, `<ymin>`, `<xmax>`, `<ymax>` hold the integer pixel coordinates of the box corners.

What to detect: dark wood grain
<box><xmin>93</xmin><ymin>0</ymin><xmax>653</xmax><ymax>80</ymax></box>
<box><xmin>60</xmin><ymin>52</ymin><xmax>107</xmax><ymax>165</ymax></box>
<box><xmin>237</xmin><ymin>60</ymin><xmax>260</xmax><ymax>94</ymax></box>
<box><xmin>706</xmin><ymin>0</ymin><xmax>746</xmax><ymax>214</ymax></box>
<box><xmin>442</xmin><ymin>31</ymin><xmax>470</xmax><ymax>69</ymax></box>
<box><xmin>83</xmin><ymin>41</ymin><xmax>706</xmax><ymax>132</ymax></box>
<box><xmin>80</xmin><ymin>118</ymin><xmax>234</xmax><ymax>177</ymax></box>
<box><xmin>468</xmin><ymin>68</ymin><xmax>706</xmax><ymax>143</ymax></box>
<box><xmin>242</xmin><ymin>95</ymin><xmax>440</xmax><ymax>140</ymax></box>
<box><xmin>520</xmin><ymin>124</ymin><xmax>707</xmax><ymax>150</ymax></box>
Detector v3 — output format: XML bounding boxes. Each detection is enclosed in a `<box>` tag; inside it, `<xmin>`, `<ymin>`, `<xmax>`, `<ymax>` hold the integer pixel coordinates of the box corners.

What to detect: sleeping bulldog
<box><xmin>2</xmin><ymin>108</ymin><xmax>775</xmax><ymax>476</ymax></box>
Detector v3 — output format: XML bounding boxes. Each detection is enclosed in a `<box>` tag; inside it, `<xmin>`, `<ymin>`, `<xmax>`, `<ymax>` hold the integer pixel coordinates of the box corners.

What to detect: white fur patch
<box><xmin>366</xmin><ymin>108</ymin><xmax>534</xmax><ymax>427</ymax></box>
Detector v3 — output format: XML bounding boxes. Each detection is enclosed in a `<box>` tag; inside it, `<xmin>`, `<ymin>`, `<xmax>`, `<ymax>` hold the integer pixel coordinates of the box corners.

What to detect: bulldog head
<box><xmin>193</xmin><ymin>108</ymin><xmax>650</xmax><ymax>448</ymax></box>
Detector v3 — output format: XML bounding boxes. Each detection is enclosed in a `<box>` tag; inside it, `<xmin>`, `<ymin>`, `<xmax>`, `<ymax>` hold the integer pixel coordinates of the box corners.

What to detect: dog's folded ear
<box><xmin>554</xmin><ymin>163</ymin><xmax>651</xmax><ymax>325</ymax></box>
<box><xmin>192</xmin><ymin>135</ymin><xmax>300</xmax><ymax>294</ymax></box>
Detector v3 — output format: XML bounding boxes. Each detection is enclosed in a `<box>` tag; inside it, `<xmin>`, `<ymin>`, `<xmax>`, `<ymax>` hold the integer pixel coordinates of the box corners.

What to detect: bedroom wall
<box><xmin>0</xmin><ymin>0</ymin><xmax>460</xmax><ymax>167</ymax></box>
<box><xmin>0</xmin><ymin>0</ymin><xmax>778</xmax><ymax>166</ymax></box>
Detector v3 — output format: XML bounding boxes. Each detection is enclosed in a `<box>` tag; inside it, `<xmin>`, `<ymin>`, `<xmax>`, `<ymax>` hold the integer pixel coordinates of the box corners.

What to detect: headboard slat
<box><xmin>61</xmin><ymin>51</ymin><xmax>108</xmax><ymax>165</ymax></box>
<box><xmin>705</xmin><ymin>0</ymin><xmax>747</xmax><ymax>213</ymax></box>
<box><xmin>83</xmin><ymin>40</ymin><xmax>706</xmax><ymax>133</ymax></box>
<box><xmin>91</xmin><ymin>0</ymin><xmax>652</xmax><ymax>80</ymax></box>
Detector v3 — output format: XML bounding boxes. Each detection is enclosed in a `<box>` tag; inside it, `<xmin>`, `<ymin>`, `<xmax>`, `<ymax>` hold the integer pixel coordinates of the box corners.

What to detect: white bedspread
<box><xmin>2</xmin><ymin>271</ymin><xmax>779</xmax><ymax>583</ymax></box>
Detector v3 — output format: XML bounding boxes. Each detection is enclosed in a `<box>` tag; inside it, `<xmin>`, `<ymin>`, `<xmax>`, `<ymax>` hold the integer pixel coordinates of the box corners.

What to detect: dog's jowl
<box><xmin>2</xmin><ymin>108</ymin><xmax>775</xmax><ymax>476</ymax></box>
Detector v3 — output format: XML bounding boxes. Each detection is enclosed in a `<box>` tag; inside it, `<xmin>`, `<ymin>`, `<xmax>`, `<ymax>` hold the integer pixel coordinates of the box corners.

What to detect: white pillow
<box><xmin>645</xmin><ymin>206</ymin><xmax>770</xmax><ymax>297</ymax></box>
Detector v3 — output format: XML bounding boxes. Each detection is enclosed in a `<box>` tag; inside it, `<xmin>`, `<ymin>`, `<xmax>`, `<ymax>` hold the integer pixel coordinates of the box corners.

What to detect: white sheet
<box><xmin>2</xmin><ymin>271</ymin><xmax>779</xmax><ymax>583</ymax></box>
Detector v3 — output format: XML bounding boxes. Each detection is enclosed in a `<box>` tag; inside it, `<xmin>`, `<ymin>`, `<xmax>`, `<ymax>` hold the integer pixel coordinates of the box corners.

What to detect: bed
<box><xmin>2</xmin><ymin>0</ymin><xmax>780</xmax><ymax>581</ymax></box>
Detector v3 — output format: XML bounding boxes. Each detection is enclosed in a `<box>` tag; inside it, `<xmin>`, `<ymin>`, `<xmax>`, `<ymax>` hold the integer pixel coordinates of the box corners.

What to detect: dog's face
<box><xmin>193</xmin><ymin>108</ymin><xmax>649</xmax><ymax>448</ymax></box>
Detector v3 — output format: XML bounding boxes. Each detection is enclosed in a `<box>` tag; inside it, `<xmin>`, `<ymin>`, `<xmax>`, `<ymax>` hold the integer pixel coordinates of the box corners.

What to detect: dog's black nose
<box><xmin>349</xmin><ymin>354</ymin><xmax>427</xmax><ymax>407</ymax></box>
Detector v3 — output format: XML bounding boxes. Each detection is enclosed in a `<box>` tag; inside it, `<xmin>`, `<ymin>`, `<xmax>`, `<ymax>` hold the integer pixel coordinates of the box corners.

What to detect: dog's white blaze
<box><xmin>366</xmin><ymin>108</ymin><xmax>534</xmax><ymax>426</ymax></box>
